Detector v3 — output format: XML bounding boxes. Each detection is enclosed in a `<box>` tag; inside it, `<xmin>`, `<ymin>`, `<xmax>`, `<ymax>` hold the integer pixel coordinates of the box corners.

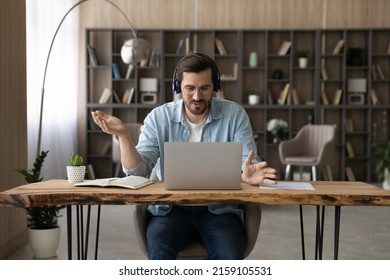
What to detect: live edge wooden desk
<box><xmin>1</xmin><ymin>179</ymin><xmax>390</xmax><ymax>260</ymax></box>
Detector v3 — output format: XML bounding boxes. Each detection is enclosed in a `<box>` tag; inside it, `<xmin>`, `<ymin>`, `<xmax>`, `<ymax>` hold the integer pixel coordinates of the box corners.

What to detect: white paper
<box><xmin>260</xmin><ymin>181</ymin><xmax>315</xmax><ymax>190</ymax></box>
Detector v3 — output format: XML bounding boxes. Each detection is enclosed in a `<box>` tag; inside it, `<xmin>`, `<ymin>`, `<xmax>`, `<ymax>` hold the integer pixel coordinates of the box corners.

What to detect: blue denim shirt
<box><xmin>123</xmin><ymin>97</ymin><xmax>262</xmax><ymax>223</ymax></box>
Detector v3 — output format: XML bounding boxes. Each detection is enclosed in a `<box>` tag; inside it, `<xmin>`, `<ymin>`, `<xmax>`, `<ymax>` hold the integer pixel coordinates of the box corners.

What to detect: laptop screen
<box><xmin>164</xmin><ymin>142</ymin><xmax>243</xmax><ymax>190</ymax></box>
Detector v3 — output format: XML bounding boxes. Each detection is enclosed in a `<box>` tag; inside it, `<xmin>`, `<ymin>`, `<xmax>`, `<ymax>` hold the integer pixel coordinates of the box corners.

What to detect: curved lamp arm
<box><xmin>36</xmin><ymin>0</ymin><xmax>151</xmax><ymax>159</ymax></box>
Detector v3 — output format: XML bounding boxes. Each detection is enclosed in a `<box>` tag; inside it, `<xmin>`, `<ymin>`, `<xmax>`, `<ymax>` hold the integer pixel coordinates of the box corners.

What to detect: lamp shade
<box><xmin>121</xmin><ymin>38</ymin><xmax>151</xmax><ymax>64</ymax></box>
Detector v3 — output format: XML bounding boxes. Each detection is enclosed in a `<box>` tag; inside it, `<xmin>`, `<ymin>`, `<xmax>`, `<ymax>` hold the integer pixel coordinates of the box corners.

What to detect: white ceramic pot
<box><xmin>382</xmin><ymin>168</ymin><xmax>390</xmax><ymax>191</ymax></box>
<box><xmin>67</xmin><ymin>166</ymin><xmax>86</xmax><ymax>183</ymax></box>
<box><xmin>298</xmin><ymin>57</ymin><xmax>308</xmax><ymax>68</ymax></box>
<box><xmin>248</xmin><ymin>95</ymin><xmax>260</xmax><ymax>105</ymax></box>
<box><xmin>28</xmin><ymin>227</ymin><xmax>61</xmax><ymax>258</ymax></box>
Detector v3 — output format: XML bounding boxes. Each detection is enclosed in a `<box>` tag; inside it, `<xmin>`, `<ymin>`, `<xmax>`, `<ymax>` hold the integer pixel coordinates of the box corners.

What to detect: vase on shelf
<box><xmin>272</xmin><ymin>136</ymin><xmax>281</xmax><ymax>144</ymax></box>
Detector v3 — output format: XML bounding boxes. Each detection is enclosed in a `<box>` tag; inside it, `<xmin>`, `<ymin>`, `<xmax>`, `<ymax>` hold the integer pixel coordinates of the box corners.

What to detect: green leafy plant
<box><xmin>69</xmin><ymin>154</ymin><xmax>83</xmax><ymax>166</ymax></box>
<box><xmin>16</xmin><ymin>150</ymin><xmax>64</xmax><ymax>229</ymax></box>
<box><xmin>297</xmin><ymin>49</ymin><xmax>309</xmax><ymax>58</ymax></box>
<box><xmin>372</xmin><ymin>141</ymin><xmax>390</xmax><ymax>182</ymax></box>
<box><xmin>246</xmin><ymin>86</ymin><xmax>260</xmax><ymax>96</ymax></box>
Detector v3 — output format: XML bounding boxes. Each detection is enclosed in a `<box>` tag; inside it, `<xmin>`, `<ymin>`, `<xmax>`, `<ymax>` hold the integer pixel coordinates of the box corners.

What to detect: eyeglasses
<box><xmin>182</xmin><ymin>85</ymin><xmax>213</xmax><ymax>96</ymax></box>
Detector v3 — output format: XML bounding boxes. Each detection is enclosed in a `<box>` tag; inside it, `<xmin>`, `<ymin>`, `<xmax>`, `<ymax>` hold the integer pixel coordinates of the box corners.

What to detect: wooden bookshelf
<box><xmin>85</xmin><ymin>28</ymin><xmax>390</xmax><ymax>182</ymax></box>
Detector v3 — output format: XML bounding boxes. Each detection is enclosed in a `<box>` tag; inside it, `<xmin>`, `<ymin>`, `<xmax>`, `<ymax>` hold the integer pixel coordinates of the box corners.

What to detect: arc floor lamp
<box><xmin>36</xmin><ymin>0</ymin><xmax>151</xmax><ymax>159</ymax></box>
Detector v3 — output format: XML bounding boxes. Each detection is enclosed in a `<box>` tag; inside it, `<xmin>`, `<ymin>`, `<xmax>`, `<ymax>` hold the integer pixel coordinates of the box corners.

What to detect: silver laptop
<box><xmin>164</xmin><ymin>142</ymin><xmax>243</xmax><ymax>190</ymax></box>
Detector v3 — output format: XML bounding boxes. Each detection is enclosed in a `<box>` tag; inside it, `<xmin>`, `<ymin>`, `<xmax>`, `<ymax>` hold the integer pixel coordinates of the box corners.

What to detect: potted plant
<box><xmin>267</xmin><ymin>118</ymin><xmax>288</xmax><ymax>144</ymax></box>
<box><xmin>247</xmin><ymin>86</ymin><xmax>260</xmax><ymax>105</ymax></box>
<box><xmin>17</xmin><ymin>150</ymin><xmax>65</xmax><ymax>258</ymax></box>
<box><xmin>297</xmin><ymin>49</ymin><xmax>309</xmax><ymax>68</ymax></box>
<box><xmin>66</xmin><ymin>154</ymin><xmax>86</xmax><ymax>183</ymax></box>
<box><xmin>371</xmin><ymin>141</ymin><xmax>390</xmax><ymax>190</ymax></box>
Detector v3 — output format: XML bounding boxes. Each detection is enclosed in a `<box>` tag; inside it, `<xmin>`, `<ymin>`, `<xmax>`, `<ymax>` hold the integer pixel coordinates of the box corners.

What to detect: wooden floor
<box><xmin>8</xmin><ymin>204</ymin><xmax>390</xmax><ymax>260</ymax></box>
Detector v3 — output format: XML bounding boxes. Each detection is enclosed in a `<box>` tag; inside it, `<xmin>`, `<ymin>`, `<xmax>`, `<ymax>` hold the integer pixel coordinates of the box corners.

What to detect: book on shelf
<box><xmin>291</xmin><ymin>88</ymin><xmax>300</xmax><ymax>105</ymax></box>
<box><xmin>87</xmin><ymin>43</ymin><xmax>98</xmax><ymax>66</ymax></box>
<box><xmin>370</xmin><ymin>88</ymin><xmax>380</xmax><ymax>105</ymax></box>
<box><xmin>112</xmin><ymin>63</ymin><xmax>121</xmax><ymax>79</ymax></box>
<box><xmin>149</xmin><ymin>51</ymin><xmax>160</xmax><ymax>67</ymax></box>
<box><xmin>176</xmin><ymin>39</ymin><xmax>185</xmax><ymax>54</ymax></box>
<box><xmin>345</xmin><ymin>167</ymin><xmax>356</xmax><ymax>181</ymax></box>
<box><xmin>74</xmin><ymin>175</ymin><xmax>154</xmax><ymax>190</ymax></box>
<box><xmin>345</xmin><ymin>141</ymin><xmax>355</xmax><ymax>157</ymax></box>
<box><xmin>185</xmin><ymin>37</ymin><xmax>190</xmax><ymax>54</ymax></box>
<box><xmin>332</xmin><ymin>39</ymin><xmax>345</xmax><ymax>55</ymax></box>
<box><xmin>267</xmin><ymin>90</ymin><xmax>274</xmax><ymax>105</ymax></box>
<box><xmin>98</xmin><ymin>87</ymin><xmax>112</xmax><ymax>104</ymax></box>
<box><xmin>320</xmin><ymin>89</ymin><xmax>329</xmax><ymax>105</ymax></box>
<box><xmin>345</xmin><ymin>118</ymin><xmax>354</xmax><ymax>133</ymax></box>
<box><xmin>86</xmin><ymin>164</ymin><xmax>96</xmax><ymax>180</ymax></box>
<box><xmin>333</xmin><ymin>88</ymin><xmax>342</xmax><ymax>105</ymax></box>
<box><xmin>140</xmin><ymin>58</ymin><xmax>149</xmax><ymax>67</ymax></box>
<box><xmin>321</xmin><ymin>64</ymin><xmax>328</xmax><ymax>80</ymax></box>
<box><xmin>278</xmin><ymin>83</ymin><xmax>291</xmax><ymax>105</ymax></box>
<box><xmin>220</xmin><ymin>63</ymin><xmax>238</xmax><ymax>81</ymax></box>
<box><xmin>101</xmin><ymin>140</ymin><xmax>112</xmax><ymax>155</ymax></box>
<box><xmin>376</xmin><ymin>64</ymin><xmax>385</xmax><ymax>80</ymax></box>
<box><xmin>125</xmin><ymin>64</ymin><xmax>135</xmax><ymax>79</ymax></box>
<box><xmin>122</xmin><ymin>88</ymin><xmax>135</xmax><ymax>104</ymax></box>
<box><xmin>277</xmin><ymin>41</ymin><xmax>291</xmax><ymax>55</ymax></box>
<box><xmin>112</xmin><ymin>90</ymin><xmax>121</xmax><ymax>103</ymax></box>
<box><xmin>371</xmin><ymin>64</ymin><xmax>378</xmax><ymax>80</ymax></box>
<box><xmin>215</xmin><ymin>38</ymin><xmax>227</xmax><ymax>55</ymax></box>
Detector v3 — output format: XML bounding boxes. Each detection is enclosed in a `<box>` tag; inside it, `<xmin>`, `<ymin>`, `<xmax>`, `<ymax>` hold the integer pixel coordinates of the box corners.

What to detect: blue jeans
<box><xmin>146</xmin><ymin>205</ymin><xmax>245</xmax><ymax>260</ymax></box>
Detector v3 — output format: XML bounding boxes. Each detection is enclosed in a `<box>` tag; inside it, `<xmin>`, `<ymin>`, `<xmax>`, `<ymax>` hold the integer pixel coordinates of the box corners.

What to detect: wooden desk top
<box><xmin>1</xmin><ymin>179</ymin><xmax>390</xmax><ymax>208</ymax></box>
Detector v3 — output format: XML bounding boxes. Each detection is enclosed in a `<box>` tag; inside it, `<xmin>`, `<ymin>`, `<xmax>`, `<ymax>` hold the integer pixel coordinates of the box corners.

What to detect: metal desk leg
<box><xmin>299</xmin><ymin>205</ymin><xmax>306</xmax><ymax>260</ymax></box>
<box><xmin>315</xmin><ymin>206</ymin><xmax>325</xmax><ymax>260</ymax></box>
<box><xmin>334</xmin><ymin>206</ymin><xmax>341</xmax><ymax>260</ymax></box>
<box><xmin>66</xmin><ymin>205</ymin><xmax>101</xmax><ymax>260</ymax></box>
<box><xmin>94</xmin><ymin>205</ymin><xmax>101</xmax><ymax>260</ymax></box>
<box><xmin>67</xmin><ymin>205</ymin><xmax>72</xmax><ymax>260</ymax></box>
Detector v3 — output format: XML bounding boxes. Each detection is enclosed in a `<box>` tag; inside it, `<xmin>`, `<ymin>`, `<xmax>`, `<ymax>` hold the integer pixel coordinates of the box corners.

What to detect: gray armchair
<box><xmin>279</xmin><ymin>124</ymin><xmax>337</xmax><ymax>181</ymax></box>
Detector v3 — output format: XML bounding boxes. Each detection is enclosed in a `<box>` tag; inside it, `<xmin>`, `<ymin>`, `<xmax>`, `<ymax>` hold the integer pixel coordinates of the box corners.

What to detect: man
<box><xmin>91</xmin><ymin>52</ymin><xmax>277</xmax><ymax>259</ymax></box>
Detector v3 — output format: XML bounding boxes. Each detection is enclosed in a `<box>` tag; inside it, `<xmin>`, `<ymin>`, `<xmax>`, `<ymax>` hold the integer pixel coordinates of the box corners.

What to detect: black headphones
<box><xmin>172</xmin><ymin>55</ymin><xmax>221</xmax><ymax>94</ymax></box>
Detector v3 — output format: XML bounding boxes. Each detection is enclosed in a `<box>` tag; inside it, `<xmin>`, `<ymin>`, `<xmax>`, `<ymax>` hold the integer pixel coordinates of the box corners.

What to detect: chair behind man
<box><xmin>132</xmin><ymin>203</ymin><xmax>262</xmax><ymax>259</ymax></box>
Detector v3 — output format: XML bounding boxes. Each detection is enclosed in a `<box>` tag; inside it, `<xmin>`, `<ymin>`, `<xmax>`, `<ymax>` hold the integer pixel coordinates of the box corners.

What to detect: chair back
<box><xmin>300</xmin><ymin>124</ymin><xmax>336</xmax><ymax>157</ymax></box>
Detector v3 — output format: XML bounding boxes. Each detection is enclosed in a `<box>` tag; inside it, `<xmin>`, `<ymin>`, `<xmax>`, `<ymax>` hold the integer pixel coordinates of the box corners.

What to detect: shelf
<box><xmin>85</xmin><ymin>28</ymin><xmax>390</xmax><ymax>181</ymax></box>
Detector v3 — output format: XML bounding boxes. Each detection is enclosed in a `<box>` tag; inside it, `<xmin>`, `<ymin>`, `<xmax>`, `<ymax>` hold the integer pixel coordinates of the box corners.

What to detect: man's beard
<box><xmin>184</xmin><ymin>98</ymin><xmax>211</xmax><ymax>115</ymax></box>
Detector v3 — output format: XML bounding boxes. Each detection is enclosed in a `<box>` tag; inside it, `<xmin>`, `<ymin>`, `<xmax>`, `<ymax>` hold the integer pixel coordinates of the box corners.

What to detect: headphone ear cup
<box><xmin>173</xmin><ymin>79</ymin><xmax>181</xmax><ymax>94</ymax></box>
<box><xmin>214</xmin><ymin>72</ymin><xmax>221</xmax><ymax>92</ymax></box>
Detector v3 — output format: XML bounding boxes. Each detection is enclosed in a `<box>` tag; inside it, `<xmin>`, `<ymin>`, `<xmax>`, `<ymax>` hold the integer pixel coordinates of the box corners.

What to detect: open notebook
<box><xmin>164</xmin><ymin>142</ymin><xmax>243</xmax><ymax>190</ymax></box>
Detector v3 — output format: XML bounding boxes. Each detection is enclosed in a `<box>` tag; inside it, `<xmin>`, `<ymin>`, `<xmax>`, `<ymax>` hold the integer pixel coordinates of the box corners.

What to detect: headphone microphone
<box><xmin>172</xmin><ymin>55</ymin><xmax>221</xmax><ymax>95</ymax></box>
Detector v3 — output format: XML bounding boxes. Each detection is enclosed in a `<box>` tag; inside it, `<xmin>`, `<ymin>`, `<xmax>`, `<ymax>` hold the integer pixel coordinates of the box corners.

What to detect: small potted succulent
<box><xmin>247</xmin><ymin>86</ymin><xmax>260</xmax><ymax>105</ymax></box>
<box><xmin>66</xmin><ymin>154</ymin><xmax>86</xmax><ymax>183</ymax></box>
<box><xmin>297</xmin><ymin>49</ymin><xmax>309</xmax><ymax>68</ymax></box>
